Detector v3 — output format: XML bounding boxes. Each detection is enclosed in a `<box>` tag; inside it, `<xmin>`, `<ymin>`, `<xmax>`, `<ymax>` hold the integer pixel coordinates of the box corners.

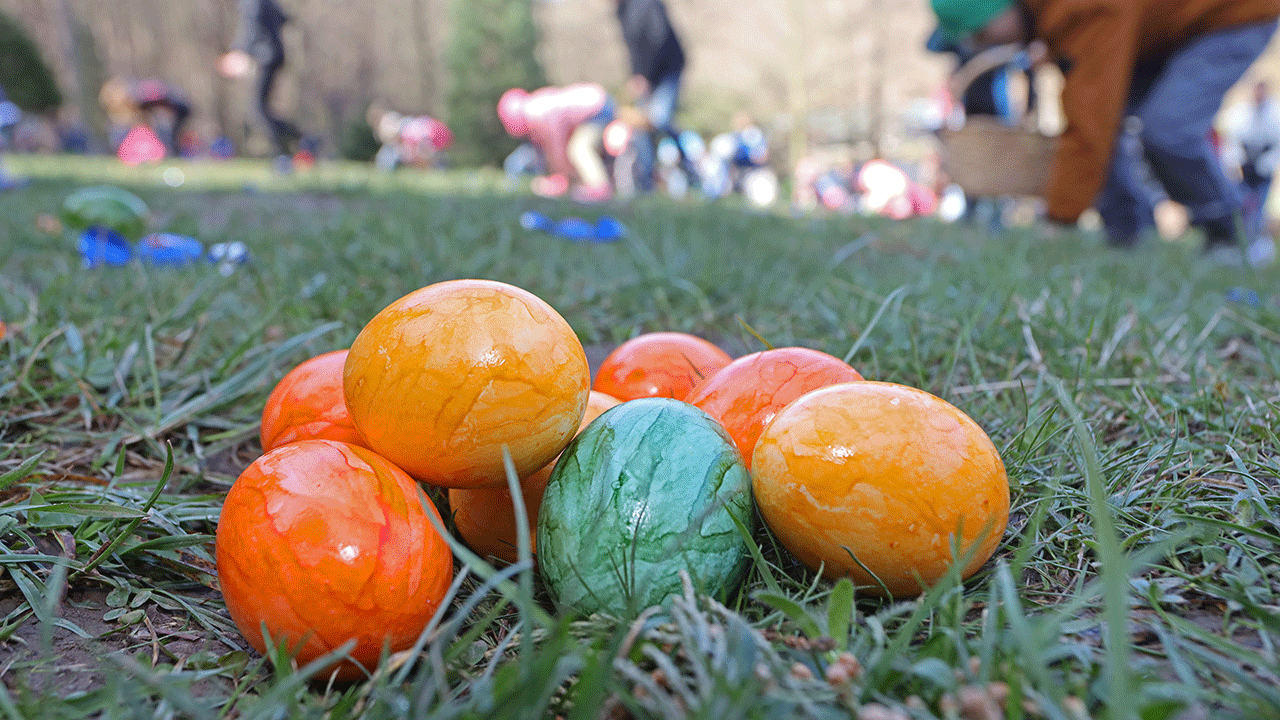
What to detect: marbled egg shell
<box><xmin>537</xmin><ymin>398</ymin><xmax>753</xmax><ymax>616</ymax></box>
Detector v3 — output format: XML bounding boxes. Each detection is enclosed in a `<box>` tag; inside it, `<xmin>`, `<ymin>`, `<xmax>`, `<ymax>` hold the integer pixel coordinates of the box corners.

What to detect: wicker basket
<box><xmin>939</xmin><ymin>119</ymin><xmax>1058</xmax><ymax>198</ymax></box>
<box><xmin>936</xmin><ymin>45</ymin><xmax>1059</xmax><ymax>198</ymax></box>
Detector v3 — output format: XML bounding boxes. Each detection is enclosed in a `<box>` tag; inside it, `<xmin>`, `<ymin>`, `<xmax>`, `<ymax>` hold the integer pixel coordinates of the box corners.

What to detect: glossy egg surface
<box><xmin>344</xmin><ymin>279</ymin><xmax>590</xmax><ymax>488</ymax></box>
<box><xmin>216</xmin><ymin>440</ymin><xmax>453</xmax><ymax>679</ymax></box>
<box><xmin>538</xmin><ymin>398</ymin><xmax>753</xmax><ymax>615</ymax></box>
<box><xmin>752</xmin><ymin>382</ymin><xmax>1008</xmax><ymax>596</ymax></box>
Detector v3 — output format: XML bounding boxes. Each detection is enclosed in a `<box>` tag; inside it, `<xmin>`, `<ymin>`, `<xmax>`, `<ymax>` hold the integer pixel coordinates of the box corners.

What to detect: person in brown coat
<box><xmin>931</xmin><ymin>0</ymin><xmax>1280</xmax><ymax>265</ymax></box>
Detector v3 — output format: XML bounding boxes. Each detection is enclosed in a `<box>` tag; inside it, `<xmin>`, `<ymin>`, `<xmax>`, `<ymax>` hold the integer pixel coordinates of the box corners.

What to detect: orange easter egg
<box><xmin>449</xmin><ymin>390</ymin><xmax>621</xmax><ymax>563</ymax></box>
<box><xmin>686</xmin><ymin>347</ymin><xmax>864</xmax><ymax>469</ymax></box>
<box><xmin>752</xmin><ymin>382</ymin><xmax>1008</xmax><ymax>597</ymax></box>
<box><xmin>344</xmin><ymin>279</ymin><xmax>590</xmax><ymax>488</ymax></box>
<box><xmin>260</xmin><ymin>350</ymin><xmax>367</xmax><ymax>452</ymax></box>
<box><xmin>216</xmin><ymin>440</ymin><xmax>453</xmax><ymax>680</ymax></box>
<box><xmin>593</xmin><ymin>332</ymin><xmax>732</xmax><ymax>401</ymax></box>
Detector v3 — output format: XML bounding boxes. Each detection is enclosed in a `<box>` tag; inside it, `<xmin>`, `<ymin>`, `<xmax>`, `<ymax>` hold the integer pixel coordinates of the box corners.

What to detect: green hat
<box><xmin>931</xmin><ymin>0</ymin><xmax>1013</xmax><ymax>43</ymax></box>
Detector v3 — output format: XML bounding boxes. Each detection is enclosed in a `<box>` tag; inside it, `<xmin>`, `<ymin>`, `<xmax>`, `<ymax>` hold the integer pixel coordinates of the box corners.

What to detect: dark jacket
<box><xmin>1024</xmin><ymin>0</ymin><xmax>1280</xmax><ymax>223</ymax></box>
<box><xmin>234</xmin><ymin>0</ymin><xmax>289</xmax><ymax>66</ymax></box>
<box><xmin>616</xmin><ymin>0</ymin><xmax>685</xmax><ymax>85</ymax></box>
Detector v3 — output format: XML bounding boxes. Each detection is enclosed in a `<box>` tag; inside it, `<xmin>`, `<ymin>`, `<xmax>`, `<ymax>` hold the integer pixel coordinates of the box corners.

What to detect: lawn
<box><xmin>0</xmin><ymin>155</ymin><xmax>1277</xmax><ymax>720</ymax></box>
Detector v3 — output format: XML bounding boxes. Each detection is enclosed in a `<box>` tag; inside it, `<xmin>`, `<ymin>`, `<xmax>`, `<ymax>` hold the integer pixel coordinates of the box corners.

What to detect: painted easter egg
<box><xmin>344</xmin><ymin>279</ymin><xmax>590</xmax><ymax>488</ymax></box>
<box><xmin>752</xmin><ymin>381</ymin><xmax>1009</xmax><ymax>597</ymax></box>
<box><xmin>537</xmin><ymin>398</ymin><xmax>753</xmax><ymax>616</ymax></box>
<box><xmin>592</xmin><ymin>332</ymin><xmax>732</xmax><ymax>401</ymax></box>
<box><xmin>685</xmin><ymin>346</ymin><xmax>864</xmax><ymax>469</ymax></box>
<box><xmin>216</xmin><ymin>440</ymin><xmax>453</xmax><ymax>680</ymax></box>
<box><xmin>449</xmin><ymin>390</ymin><xmax>621</xmax><ymax>563</ymax></box>
<box><xmin>260</xmin><ymin>349</ymin><xmax>367</xmax><ymax>453</ymax></box>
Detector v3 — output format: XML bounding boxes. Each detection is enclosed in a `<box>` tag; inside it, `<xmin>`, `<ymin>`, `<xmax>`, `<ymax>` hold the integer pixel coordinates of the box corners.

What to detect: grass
<box><xmin>0</xmin><ymin>154</ymin><xmax>1277</xmax><ymax>719</ymax></box>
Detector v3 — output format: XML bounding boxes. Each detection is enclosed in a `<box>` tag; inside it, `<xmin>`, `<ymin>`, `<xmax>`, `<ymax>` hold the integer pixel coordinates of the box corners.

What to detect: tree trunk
<box><xmin>785</xmin><ymin>0</ymin><xmax>809</xmax><ymax>166</ymax></box>
<box><xmin>55</xmin><ymin>0</ymin><xmax>107</xmax><ymax>152</ymax></box>
<box><xmin>867</xmin><ymin>0</ymin><xmax>885</xmax><ymax>158</ymax></box>
<box><xmin>412</xmin><ymin>0</ymin><xmax>436</xmax><ymax>115</ymax></box>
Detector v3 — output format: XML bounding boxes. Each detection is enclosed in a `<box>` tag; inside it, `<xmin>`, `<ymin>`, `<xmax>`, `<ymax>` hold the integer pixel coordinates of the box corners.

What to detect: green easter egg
<box><xmin>537</xmin><ymin>397</ymin><xmax>753</xmax><ymax>616</ymax></box>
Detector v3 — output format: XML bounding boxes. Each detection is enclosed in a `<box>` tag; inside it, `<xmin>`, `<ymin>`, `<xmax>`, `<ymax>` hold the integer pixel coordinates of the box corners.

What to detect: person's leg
<box><xmin>256</xmin><ymin>58</ymin><xmax>302</xmax><ymax>157</ymax></box>
<box><xmin>1243</xmin><ymin>177</ymin><xmax>1272</xmax><ymax>240</ymax></box>
<box><xmin>1133</xmin><ymin>20</ymin><xmax>1278</xmax><ymax>248</ymax></box>
<box><xmin>633</xmin><ymin>130</ymin><xmax>656</xmax><ymax>192</ymax></box>
<box><xmin>1096</xmin><ymin>123</ymin><xmax>1159</xmax><ymax>246</ymax></box>
<box><xmin>1240</xmin><ymin>180</ymin><xmax>1261</xmax><ymax>239</ymax></box>
<box><xmin>645</xmin><ymin>73</ymin><xmax>695</xmax><ymax>179</ymax></box>
<box><xmin>567</xmin><ymin>122</ymin><xmax>609</xmax><ymax>189</ymax></box>
<box><xmin>632</xmin><ymin>85</ymin><xmax>666</xmax><ymax>193</ymax></box>
<box><xmin>646</xmin><ymin>74</ymin><xmax>680</xmax><ymax>141</ymax></box>
<box><xmin>256</xmin><ymin>60</ymin><xmax>284</xmax><ymax>155</ymax></box>
<box><xmin>612</xmin><ymin>137</ymin><xmax>639</xmax><ymax>198</ymax></box>
<box><xmin>169</xmin><ymin>99</ymin><xmax>191</xmax><ymax>157</ymax></box>
<box><xmin>504</xmin><ymin>143</ymin><xmax>541</xmax><ymax>181</ymax></box>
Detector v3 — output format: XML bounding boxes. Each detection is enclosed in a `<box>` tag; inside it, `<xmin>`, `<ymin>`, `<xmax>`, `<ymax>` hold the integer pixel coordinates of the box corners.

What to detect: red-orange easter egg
<box><xmin>752</xmin><ymin>382</ymin><xmax>1008</xmax><ymax>597</ymax></box>
<box><xmin>216</xmin><ymin>440</ymin><xmax>454</xmax><ymax>679</ymax></box>
<box><xmin>344</xmin><ymin>280</ymin><xmax>590</xmax><ymax>488</ymax></box>
<box><xmin>260</xmin><ymin>350</ymin><xmax>367</xmax><ymax>453</ymax></box>
<box><xmin>685</xmin><ymin>347</ymin><xmax>864</xmax><ymax>469</ymax></box>
<box><xmin>593</xmin><ymin>332</ymin><xmax>732</xmax><ymax>401</ymax></box>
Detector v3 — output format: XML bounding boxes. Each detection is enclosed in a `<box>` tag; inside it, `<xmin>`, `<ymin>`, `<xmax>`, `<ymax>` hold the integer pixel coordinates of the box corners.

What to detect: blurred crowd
<box><xmin>2</xmin><ymin>0</ymin><xmax>1280</xmax><ymax>265</ymax></box>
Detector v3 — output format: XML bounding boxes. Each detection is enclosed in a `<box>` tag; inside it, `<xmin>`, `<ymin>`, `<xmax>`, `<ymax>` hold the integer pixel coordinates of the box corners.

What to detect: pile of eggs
<box><xmin>215</xmin><ymin>279</ymin><xmax>1010</xmax><ymax>678</ymax></box>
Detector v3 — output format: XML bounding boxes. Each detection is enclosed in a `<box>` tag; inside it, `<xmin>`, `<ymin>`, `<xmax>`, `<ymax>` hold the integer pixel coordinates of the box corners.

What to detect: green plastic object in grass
<box><xmin>61</xmin><ymin>186</ymin><xmax>149</xmax><ymax>239</ymax></box>
<box><xmin>537</xmin><ymin>398</ymin><xmax>753</xmax><ymax>617</ymax></box>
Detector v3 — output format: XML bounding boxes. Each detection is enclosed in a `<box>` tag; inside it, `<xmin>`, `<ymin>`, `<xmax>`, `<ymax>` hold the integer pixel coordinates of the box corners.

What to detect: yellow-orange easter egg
<box><xmin>448</xmin><ymin>390</ymin><xmax>621</xmax><ymax>563</ymax></box>
<box><xmin>752</xmin><ymin>382</ymin><xmax>1008</xmax><ymax>596</ymax></box>
<box><xmin>344</xmin><ymin>280</ymin><xmax>590</xmax><ymax>488</ymax></box>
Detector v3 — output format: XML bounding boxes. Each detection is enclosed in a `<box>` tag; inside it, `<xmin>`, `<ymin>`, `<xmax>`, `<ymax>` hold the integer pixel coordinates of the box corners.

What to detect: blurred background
<box><xmin>4</xmin><ymin>0</ymin><xmax>1280</xmax><ymax>209</ymax></box>
<box><xmin>0</xmin><ymin>0</ymin><xmax>984</xmax><ymax>169</ymax></box>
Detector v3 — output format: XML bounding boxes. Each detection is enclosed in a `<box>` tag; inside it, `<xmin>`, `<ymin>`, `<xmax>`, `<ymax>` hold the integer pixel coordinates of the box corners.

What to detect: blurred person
<box><xmin>220</xmin><ymin>0</ymin><xmax>306</xmax><ymax>168</ymax></box>
<box><xmin>792</xmin><ymin>154</ymin><xmax>857</xmax><ymax>213</ymax></box>
<box><xmin>0</xmin><ymin>82</ymin><xmax>18</xmax><ymax>150</ymax></box>
<box><xmin>856</xmin><ymin>160</ymin><xmax>938</xmax><ymax>220</ymax></box>
<box><xmin>504</xmin><ymin>142</ymin><xmax>546</xmax><ymax>187</ymax></box>
<box><xmin>925</xmin><ymin>27</ymin><xmax>1037</xmax><ymax>233</ymax></box>
<box><xmin>931</xmin><ymin>0</ymin><xmax>1280</xmax><ymax>266</ymax></box>
<box><xmin>498</xmin><ymin>84</ymin><xmax>616</xmax><ymax>203</ymax></box>
<box><xmin>367</xmin><ymin>103</ymin><xmax>453</xmax><ymax>171</ymax></box>
<box><xmin>602</xmin><ymin>104</ymin><xmax>649</xmax><ymax>197</ymax></box>
<box><xmin>0</xmin><ymin>82</ymin><xmax>22</xmax><ymax>190</ymax></box>
<box><xmin>710</xmin><ymin>112</ymin><xmax>769</xmax><ymax>174</ymax></box>
<box><xmin>99</xmin><ymin>78</ymin><xmax>191</xmax><ymax>157</ymax></box>
<box><xmin>706</xmin><ymin>113</ymin><xmax>778</xmax><ymax>205</ymax></box>
<box><xmin>926</xmin><ymin>27</ymin><xmax>1031</xmax><ymax>125</ymax></box>
<box><xmin>1221</xmin><ymin>81</ymin><xmax>1280</xmax><ymax>247</ymax></box>
<box><xmin>57</xmin><ymin>106</ymin><xmax>91</xmax><ymax>155</ymax></box>
<box><xmin>615</xmin><ymin>0</ymin><xmax>688</xmax><ymax>192</ymax></box>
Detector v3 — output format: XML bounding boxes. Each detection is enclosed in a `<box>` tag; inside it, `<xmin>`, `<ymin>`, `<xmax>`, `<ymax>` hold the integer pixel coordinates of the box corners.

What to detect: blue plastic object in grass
<box><xmin>135</xmin><ymin>233</ymin><xmax>204</xmax><ymax>266</ymax></box>
<box><xmin>77</xmin><ymin>227</ymin><xmax>133</xmax><ymax>268</ymax></box>
<box><xmin>0</xmin><ymin>175</ymin><xmax>29</xmax><ymax>191</ymax></box>
<box><xmin>520</xmin><ymin>211</ymin><xmax>625</xmax><ymax>242</ymax></box>
<box><xmin>593</xmin><ymin>215</ymin><xmax>626</xmax><ymax>240</ymax></box>
<box><xmin>1224</xmin><ymin>286</ymin><xmax>1261</xmax><ymax>307</ymax></box>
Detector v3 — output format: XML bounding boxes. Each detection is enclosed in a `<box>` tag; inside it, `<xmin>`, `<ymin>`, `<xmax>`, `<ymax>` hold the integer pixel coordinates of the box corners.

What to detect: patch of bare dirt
<box><xmin>0</xmin><ymin>586</ymin><xmax>241</xmax><ymax>699</ymax></box>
